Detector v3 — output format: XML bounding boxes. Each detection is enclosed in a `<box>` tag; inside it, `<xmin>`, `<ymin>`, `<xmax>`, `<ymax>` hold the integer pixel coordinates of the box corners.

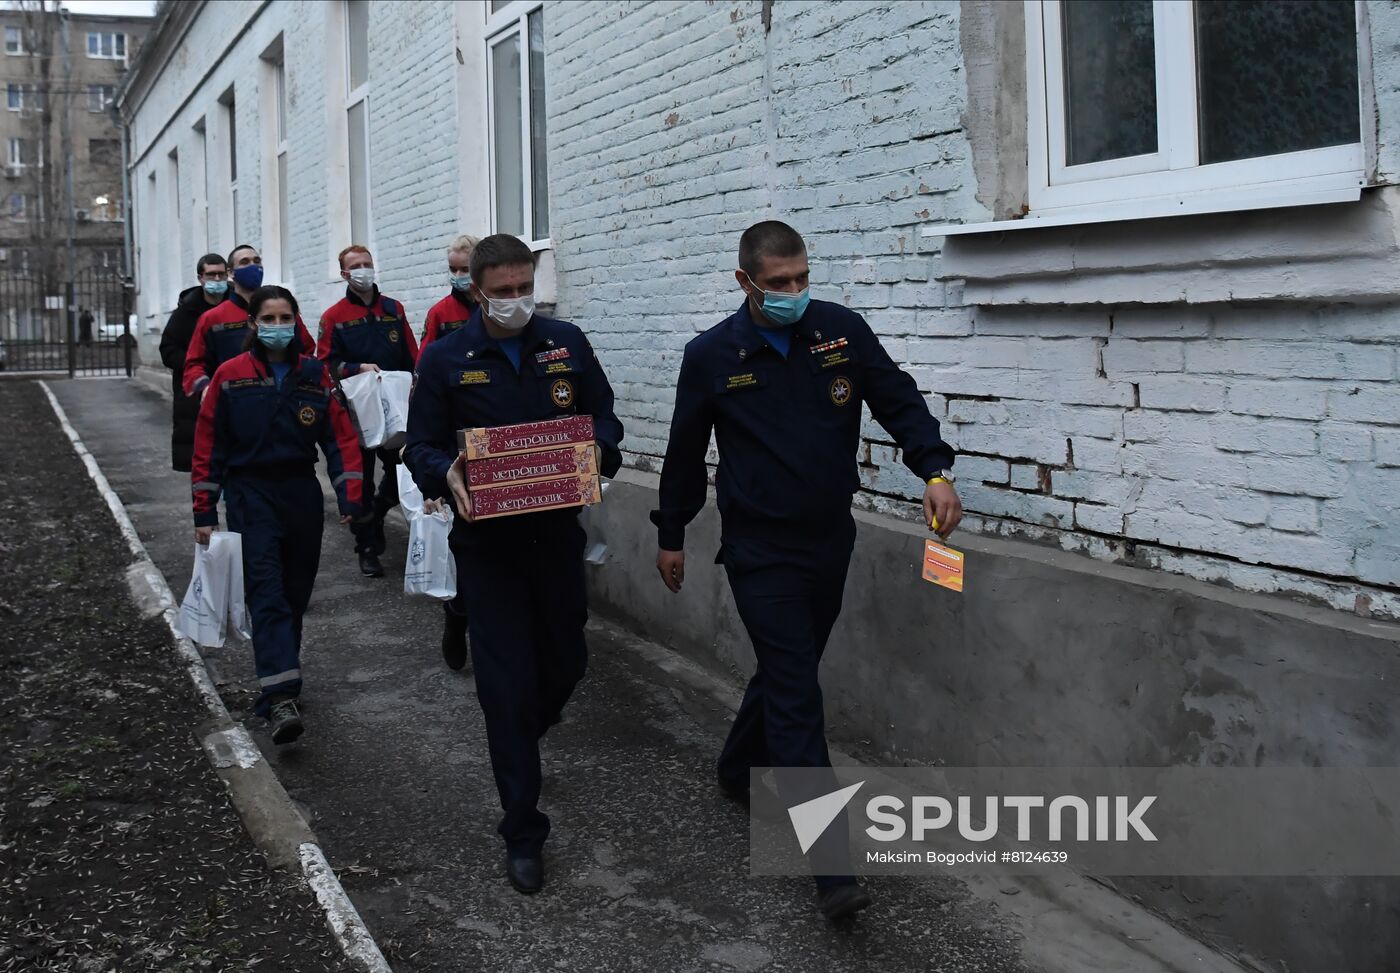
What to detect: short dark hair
<box><xmin>469</xmin><ymin>233</ymin><xmax>535</xmax><ymax>284</ymax></box>
<box><xmin>227</xmin><ymin>243</ymin><xmax>258</xmax><ymax>265</ymax></box>
<box><xmin>738</xmin><ymin>220</ymin><xmax>806</xmax><ymax>277</ymax></box>
<box><xmin>196</xmin><ymin>252</ymin><xmax>225</xmax><ymax>276</ymax></box>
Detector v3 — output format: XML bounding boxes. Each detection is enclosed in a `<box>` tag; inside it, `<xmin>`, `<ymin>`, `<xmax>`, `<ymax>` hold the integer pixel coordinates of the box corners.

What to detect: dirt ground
<box><xmin>0</xmin><ymin>379</ymin><xmax>351</xmax><ymax>973</ymax></box>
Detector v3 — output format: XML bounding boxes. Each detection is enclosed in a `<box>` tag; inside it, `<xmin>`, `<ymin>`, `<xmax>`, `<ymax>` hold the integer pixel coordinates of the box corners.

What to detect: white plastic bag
<box><xmin>378</xmin><ymin>370</ymin><xmax>412</xmax><ymax>451</ymax></box>
<box><xmin>177</xmin><ymin>531</ymin><xmax>251</xmax><ymax>647</ymax></box>
<box><xmin>403</xmin><ymin>507</ymin><xmax>456</xmax><ymax>600</ymax></box>
<box><xmin>340</xmin><ymin>371</ymin><xmax>386</xmax><ymax>448</ymax></box>
<box><xmin>396</xmin><ymin>461</ymin><xmax>424</xmax><ymax>519</ymax></box>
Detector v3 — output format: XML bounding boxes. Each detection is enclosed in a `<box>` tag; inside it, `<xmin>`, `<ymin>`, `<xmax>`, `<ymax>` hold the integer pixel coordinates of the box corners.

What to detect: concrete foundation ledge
<box><xmin>586</xmin><ymin>468</ymin><xmax>1400</xmax><ymax>973</ymax></box>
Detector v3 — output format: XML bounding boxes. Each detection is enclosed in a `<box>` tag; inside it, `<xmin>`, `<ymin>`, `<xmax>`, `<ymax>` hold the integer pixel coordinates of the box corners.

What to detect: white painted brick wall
<box><xmin>125</xmin><ymin>0</ymin><xmax>1400</xmax><ymax>616</ymax></box>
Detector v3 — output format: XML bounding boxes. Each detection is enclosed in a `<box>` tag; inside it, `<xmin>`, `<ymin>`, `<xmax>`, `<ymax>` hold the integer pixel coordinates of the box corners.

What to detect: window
<box><xmin>8</xmin><ymin>192</ymin><xmax>25</xmax><ymax>220</ymax></box>
<box><xmin>1027</xmin><ymin>0</ymin><xmax>1364</xmax><ymax>215</ymax></box>
<box><xmin>86</xmin><ymin>31</ymin><xmax>126</xmax><ymax>60</ymax></box>
<box><xmin>92</xmin><ymin>194</ymin><xmax>119</xmax><ymax>222</ymax></box>
<box><xmin>86</xmin><ymin>84</ymin><xmax>114</xmax><ymax>113</ymax></box>
<box><xmin>224</xmin><ymin>92</ymin><xmax>239</xmax><ymax>241</ymax></box>
<box><xmin>7</xmin><ymin>83</ymin><xmax>41</xmax><ymax>111</ymax></box>
<box><xmin>345</xmin><ymin>0</ymin><xmax>371</xmax><ymax>245</ymax></box>
<box><xmin>486</xmin><ymin>2</ymin><xmax>549</xmax><ymax>243</ymax></box>
<box><xmin>89</xmin><ymin>138</ymin><xmax>119</xmax><ymax>168</ymax></box>
<box><xmin>7</xmin><ymin>137</ymin><xmax>39</xmax><ymax>167</ymax></box>
<box><xmin>5</xmin><ymin>26</ymin><xmax>22</xmax><ymax>55</ymax></box>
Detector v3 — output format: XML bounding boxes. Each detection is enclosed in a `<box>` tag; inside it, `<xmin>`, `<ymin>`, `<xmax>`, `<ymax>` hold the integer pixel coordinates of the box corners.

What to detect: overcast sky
<box><xmin>64</xmin><ymin>0</ymin><xmax>156</xmax><ymax>15</ymax></box>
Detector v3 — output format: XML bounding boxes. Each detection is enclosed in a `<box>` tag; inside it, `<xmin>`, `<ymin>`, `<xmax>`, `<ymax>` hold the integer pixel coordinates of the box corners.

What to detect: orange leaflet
<box><xmin>921</xmin><ymin>538</ymin><xmax>965</xmax><ymax>594</ymax></box>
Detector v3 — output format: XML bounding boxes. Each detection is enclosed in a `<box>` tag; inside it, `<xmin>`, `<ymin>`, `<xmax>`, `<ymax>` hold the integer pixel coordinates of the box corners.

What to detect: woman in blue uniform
<box><xmin>191</xmin><ymin>285</ymin><xmax>364</xmax><ymax>744</ymax></box>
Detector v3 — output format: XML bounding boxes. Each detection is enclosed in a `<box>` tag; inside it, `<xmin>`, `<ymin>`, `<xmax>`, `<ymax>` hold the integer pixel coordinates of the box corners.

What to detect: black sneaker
<box><xmin>268</xmin><ymin>699</ymin><xmax>304</xmax><ymax>745</ymax></box>
<box><xmin>441</xmin><ymin>610</ymin><xmax>468</xmax><ymax>671</ymax></box>
<box><xmin>817</xmin><ymin>883</ymin><xmax>872</xmax><ymax>922</ymax></box>
<box><xmin>359</xmin><ymin>553</ymin><xmax>384</xmax><ymax>577</ymax></box>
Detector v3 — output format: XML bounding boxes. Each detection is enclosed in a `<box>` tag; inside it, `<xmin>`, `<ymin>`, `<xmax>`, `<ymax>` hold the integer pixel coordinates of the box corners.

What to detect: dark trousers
<box><xmin>225</xmin><ymin>475</ymin><xmax>325</xmax><ymax>717</ymax></box>
<box><xmin>453</xmin><ymin>513</ymin><xmax>588</xmax><ymax>854</ymax></box>
<box><xmin>350</xmin><ymin>447</ymin><xmax>400</xmax><ymax>555</ymax></box>
<box><xmin>717</xmin><ymin>516</ymin><xmax>857</xmax><ymax>889</ymax></box>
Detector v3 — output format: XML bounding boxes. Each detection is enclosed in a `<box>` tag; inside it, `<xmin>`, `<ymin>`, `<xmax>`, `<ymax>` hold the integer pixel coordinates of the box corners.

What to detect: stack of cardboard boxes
<box><xmin>455</xmin><ymin>415</ymin><xmax>602</xmax><ymax>519</ymax></box>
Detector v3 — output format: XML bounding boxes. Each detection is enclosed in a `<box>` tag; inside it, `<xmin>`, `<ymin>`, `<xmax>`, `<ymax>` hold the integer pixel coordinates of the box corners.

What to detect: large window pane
<box><xmin>491</xmin><ymin>32</ymin><xmax>524</xmax><ymax>237</ymax></box>
<box><xmin>346</xmin><ymin>0</ymin><xmax>369</xmax><ymax>92</ymax></box>
<box><xmin>1061</xmin><ymin>0</ymin><xmax>1157</xmax><ymax>167</ymax></box>
<box><xmin>528</xmin><ymin>10</ymin><xmax>548</xmax><ymax>240</ymax></box>
<box><xmin>1196</xmin><ymin>1</ymin><xmax>1359</xmax><ymax>165</ymax></box>
<box><xmin>348</xmin><ymin>99</ymin><xmax>369</xmax><ymax>243</ymax></box>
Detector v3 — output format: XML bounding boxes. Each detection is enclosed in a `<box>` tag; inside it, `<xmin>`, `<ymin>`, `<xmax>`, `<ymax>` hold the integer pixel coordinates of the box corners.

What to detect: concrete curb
<box><xmin>39</xmin><ymin>379</ymin><xmax>393</xmax><ymax>973</ymax></box>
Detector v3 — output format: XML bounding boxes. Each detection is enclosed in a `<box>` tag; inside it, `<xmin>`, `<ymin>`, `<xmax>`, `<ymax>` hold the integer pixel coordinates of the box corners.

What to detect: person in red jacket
<box><xmin>316</xmin><ymin>244</ymin><xmax>419</xmax><ymax>578</ymax></box>
<box><xmin>191</xmin><ymin>285</ymin><xmax>363</xmax><ymax>745</ymax></box>
<box><xmin>420</xmin><ymin>234</ymin><xmax>480</xmax><ymax>348</ymax></box>
<box><xmin>183</xmin><ymin>244</ymin><xmax>314</xmax><ymax>398</ymax></box>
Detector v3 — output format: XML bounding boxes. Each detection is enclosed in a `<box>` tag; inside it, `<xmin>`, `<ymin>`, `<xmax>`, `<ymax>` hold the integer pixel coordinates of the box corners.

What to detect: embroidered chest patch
<box><xmin>551</xmin><ymin>379</ymin><xmax>575</xmax><ymax>407</ymax></box>
<box><xmin>298</xmin><ymin>405</ymin><xmax>318</xmax><ymax>426</ymax></box>
<box><xmin>725</xmin><ymin>373</ymin><xmax>760</xmax><ymax>391</ymax></box>
<box><xmin>460</xmin><ymin>370</ymin><xmax>492</xmax><ymax>385</ymax></box>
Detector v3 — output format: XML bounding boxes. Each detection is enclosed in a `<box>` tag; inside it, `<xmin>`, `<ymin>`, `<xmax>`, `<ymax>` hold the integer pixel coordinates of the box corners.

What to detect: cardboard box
<box><xmin>466</xmin><ymin>442</ymin><xmax>596</xmax><ymax>490</ymax></box>
<box><xmin>457</xmin><ymin>415</ymin><xmax>594</xmax><ymax>460</ymax></box>
<box><xmin>469</xmin><ymin>472</ymin><xmax>602</xmax><ymax>520</ymax></box>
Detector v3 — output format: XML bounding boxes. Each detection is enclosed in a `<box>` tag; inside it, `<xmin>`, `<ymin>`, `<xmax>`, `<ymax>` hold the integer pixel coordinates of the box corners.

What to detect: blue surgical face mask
<box><xmin>449</xmin><ymin>272</ymin><xmax>472</xmax><ymax>292</ymax></box>
<box><xmin>745</xmin><ymin>274</ymin><xmax>810</xmax><ymax>327</ymax></box>
<box><xmin>232</xmin><ymin>263</ymin><xmax>264</xmax><ymax>291</ymax></box>
<box><xmin>203</xmin><ymin>279</ymin><xmax>228</xmax><ymax>297</ymax></box>
<box><xmin>257</xmin><ymin>323</ymin><xmax>296</xmax><ymax>349</ymax></box>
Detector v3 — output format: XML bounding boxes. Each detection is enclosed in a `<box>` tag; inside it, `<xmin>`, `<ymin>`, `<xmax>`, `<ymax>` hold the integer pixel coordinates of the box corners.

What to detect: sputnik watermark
<box><xmin>752</xmin><ymin>767</ymin><xmax>1400</xmax><ymax>877</ymax></box>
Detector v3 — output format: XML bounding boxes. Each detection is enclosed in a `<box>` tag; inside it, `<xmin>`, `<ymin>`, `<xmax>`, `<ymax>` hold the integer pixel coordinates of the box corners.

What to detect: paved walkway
<box><xmin>50</xmin><ymin>375</ymin><xmax>1029</xmax><ymax>972</ymax></box>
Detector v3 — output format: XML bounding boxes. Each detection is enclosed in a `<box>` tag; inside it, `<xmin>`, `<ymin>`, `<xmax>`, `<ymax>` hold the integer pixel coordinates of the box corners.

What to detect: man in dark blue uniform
<box><xmin>404</xmin><ymin>234</ymin><xmax>623</xmax><ymax>896</ymax></box>
<box><xmin>651</xmin><ymin>221</ymin><xmax>962</xmax><ymax>922</ymax></box>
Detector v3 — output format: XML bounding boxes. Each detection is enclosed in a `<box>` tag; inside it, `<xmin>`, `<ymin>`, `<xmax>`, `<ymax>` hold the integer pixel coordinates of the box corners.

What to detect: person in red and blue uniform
<box><xmin>183</xmin><ymin>244</ymin><xmax>314</xmax><ymax>399</ymax></box>
<box><xmin>191</xmin><ymin>285</ymin><xmax>363</xmax><ymax>745</ymax></box>
<box><xmin>405</xmin><ymin>234</ymin><xmax>623</xmax><ymax>896</ymax></box>
<box><xmin>651</xmin><ymin>221</ymin><xmax>963</xmax><ymax>923</ymax></box>
<box><xmin>420</xmin><ymin>234</ymin><xmax>480</xmax><ymax>349</ymax></box>
<box><xmin>317</xmin><ymin>244</ymin><xmax>420</xmax><ymax>578</ymax></box>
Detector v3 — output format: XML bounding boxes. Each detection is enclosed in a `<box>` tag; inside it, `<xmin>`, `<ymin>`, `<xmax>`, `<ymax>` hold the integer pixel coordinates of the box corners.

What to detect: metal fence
<box><xmin>0</xmin><ymin>268</ymin><xmax>133</xmax><ymax>377</ymax></box>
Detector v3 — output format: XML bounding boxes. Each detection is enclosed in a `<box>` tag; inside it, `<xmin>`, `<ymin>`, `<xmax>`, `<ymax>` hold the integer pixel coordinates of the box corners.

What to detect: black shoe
<box><xmin>718</xmin><ymin>775</ymin><xmax>787</xmax><ymax>822</ymax></box>
<box><xmin>268</xmin><ymin>699</ymin><xmax>304</xmax><ymax>745</ymax></box>
<box><xmin>506</xmin><ymin>852</ymin><xmax>543</xmax><ymax>894</ymax></box>
<box><xmin>817</xmin><ymin>883</ymin><xmax>872</xmax><ymax>922</ymax></box>
<box><xmin>441</xmin><ymin>611</ymin><xmax>468</xmax><ymax>671</ymax></box>
<box><xmin>359</xmin><ymin>553</ymin><xmax>384</xmax><ymax>577</ymax></box>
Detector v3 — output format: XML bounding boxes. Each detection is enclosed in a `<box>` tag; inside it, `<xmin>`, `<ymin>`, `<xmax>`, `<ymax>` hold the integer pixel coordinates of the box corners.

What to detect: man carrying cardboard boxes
<box><xmin>404</xmin><ymin>234</ymin><xmax>623</xmax><ymax>896</ymax></box>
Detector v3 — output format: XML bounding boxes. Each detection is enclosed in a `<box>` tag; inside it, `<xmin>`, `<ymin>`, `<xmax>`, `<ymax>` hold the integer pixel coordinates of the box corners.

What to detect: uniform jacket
<box><xmin>404</xmin><ymin>312</ymin><xmax>624</xmax><ymax>510</ymax></box>
<box><xmin>183</xmin><ymin>292</ymin><xmax>315</xmax><ymax>397</ymax></box>
<box><xmin>316</xmin><ymin>285</ymin><xmax>419</xmax><ymax>380</ymax></box>
<box><xmin>651</xmin><ymin>298</ymin><xmax>955</xmax><ymax>549</ymax></box>
<box><xmin>159</xmin><ymin>285</ymin><xmax>225</xmax><ymax>471</ymax></box>
<box><xmin>421</xmin><ymin>289</ymin><xmax>477</xmax><ymax>348</ymax></box>
<box><xmin>190</xmin><ymin>345</ymin><xmax>364</xmax><ymax>527</ymax></box>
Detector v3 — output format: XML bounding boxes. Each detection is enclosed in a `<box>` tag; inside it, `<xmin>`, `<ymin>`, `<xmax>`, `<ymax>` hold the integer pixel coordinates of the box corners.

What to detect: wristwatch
<box><xmin>927</xmin><ymin>469</ymin><xmax>955</xmax><ymax>485</ymax></box>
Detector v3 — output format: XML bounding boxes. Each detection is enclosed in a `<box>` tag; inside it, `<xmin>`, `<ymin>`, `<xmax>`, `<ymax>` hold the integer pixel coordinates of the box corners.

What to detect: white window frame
<box><xmin>1025</xmin><ymin>0</ymin><xmax>1367</xmax><ymax>218</ymax></box>
<box><xmin>8</xmin><ymin>191</ymin><xmax>25</xmax><ymax>220</ymax></box>
<box><xmin>344</xmin><ymin>0</ymin><xmax>373</xmax><ymax>250</ymax></box>
<box><xmin>8</xmin><ymin>136</ymin><xmax>40</xmax><ymax>168</ymax></box>
<box><xmin>86</xmin><ymin>84</ymin><xmax>114</xmax><ymax>113</ymax></box>
<box><xmin>86</xmin><ymin>31</ymin><xmax>126</xmax><ymax>61</ymax></box>
<box><xmin>485</xmin><ymin>0</ymin><xmax>549</xmax><ymax>251</ymax></box>
<box><xmin>275</xmin><ymin>55</ymin><xmax>290</xmax><ymax>279</ymax></box>
<box><xmin>5</xmin><ymin>26</ymin><xmax>23</xmax><ymax>55</ymax></box>
<box><xmin>6</xmin><ymin>83</ymin><xmax>20</xmax><ymax>111</ymax></box>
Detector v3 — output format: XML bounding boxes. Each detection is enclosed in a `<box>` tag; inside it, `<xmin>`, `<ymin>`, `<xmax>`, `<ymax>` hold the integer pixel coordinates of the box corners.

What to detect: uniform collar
<box><xmin>731</xmin><ymin>299</ymin><xmax>822</xmax><ymax>362</ymax></box>
<box><xmin>456</xmin><ymin>313</ymin><xmax>558</xmax><ymax>362</ymax></box>
<box><xmin>228</xmin><ymin>290</ymin><xmax>249</xmax><ymax>310</ymax></box>
<box><xmin>448</xmin><ymin>287</ymin><xmax>475</xmax><ymax>313</ymax></box>
<box><xmin>345</xmin><ymin>283</ymin><xmax>380</xmax><ymax>310</ymax></box>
